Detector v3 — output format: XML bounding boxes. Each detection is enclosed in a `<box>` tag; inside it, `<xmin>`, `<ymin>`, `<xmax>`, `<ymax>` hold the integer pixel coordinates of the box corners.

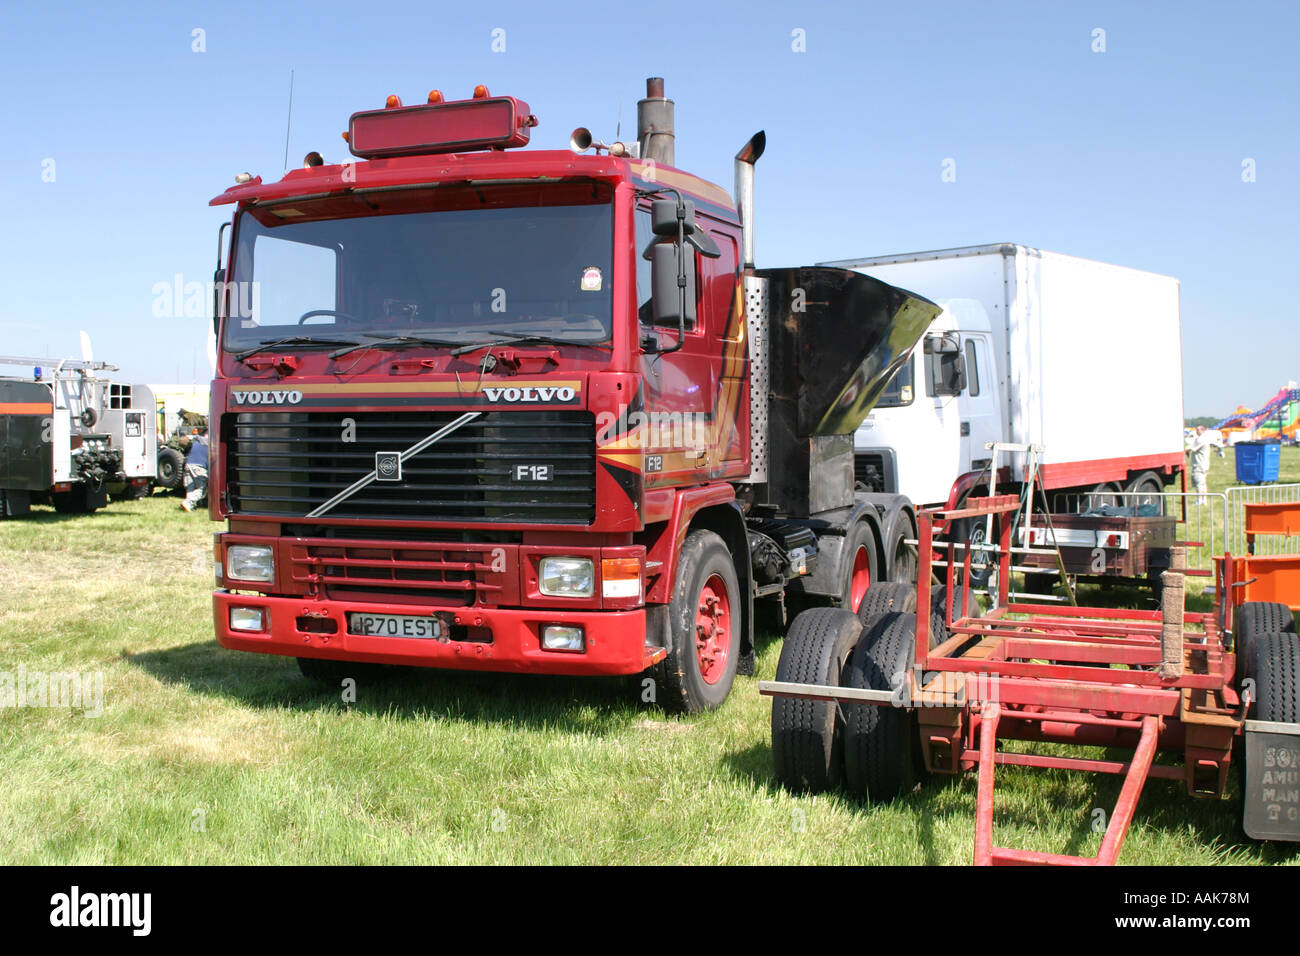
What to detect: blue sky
<box><xmin>1</xmin><ymin>0</ymin><xmax>1295</xmax><ymax>416</ymax></box>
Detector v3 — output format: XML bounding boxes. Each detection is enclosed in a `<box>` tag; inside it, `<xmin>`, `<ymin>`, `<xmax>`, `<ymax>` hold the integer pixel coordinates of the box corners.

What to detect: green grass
<box><xmin>2</xmin><ymin>456</ymin><xmax>1298</xmax><ymax>865</ymax></box>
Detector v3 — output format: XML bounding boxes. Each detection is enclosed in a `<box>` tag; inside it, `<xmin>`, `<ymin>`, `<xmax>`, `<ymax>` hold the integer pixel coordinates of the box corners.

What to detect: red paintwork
<box><xmin>1036</xmin><ymin>451</ymin><xmax>1184</xmax><ymax>490</ymax></box>
<box><xmin>765</xmin><ymin>492</ymin><xmax>1246</xmax><ymax>865</ymax></box>
<box><xmin>695</xmin><ymin>573</ymin><xmax>732</xmax><ymax>685</ymax></box>
<box><xmin>347</xmin><ymin>95</ymin><xmax>534</xmax><ymax>158</ymax></box>
<box><xmin>214</xmin><ymin>591</ymin><xmax>658</xmax><ymax>676</ymax></box>
<box><xmin>849</xmin><ymin>545</ymin><xmax>871</xmax><ymax>613</ymax></box>
<box><xmin>209</xmin><ymin>108</ymin><xmax>751</xmax><ymax>679</ymax></box>
<box><xmin>940</xmin><ymin>452</ymin><xmax>1185</xmax><ymax>534</ymax></box>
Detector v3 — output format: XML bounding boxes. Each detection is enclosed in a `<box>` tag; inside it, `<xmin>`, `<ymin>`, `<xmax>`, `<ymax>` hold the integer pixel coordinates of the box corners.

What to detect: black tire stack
<box><xmin>772</xmin><ymin>581</ymin><xmax>952</xmax><ymax>801</ymax></box>
<box><xmin>1238</xmin><ymin>601</ymin><xmax>1298</xmax><ymax>724</ymax></box>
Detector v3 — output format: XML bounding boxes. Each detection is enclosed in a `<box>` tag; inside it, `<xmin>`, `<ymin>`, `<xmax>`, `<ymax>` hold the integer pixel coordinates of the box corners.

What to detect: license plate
<box><xmin>348</xmin><ymin>612</ymin><xmax>444</xmax><ymax>640</ymax></box>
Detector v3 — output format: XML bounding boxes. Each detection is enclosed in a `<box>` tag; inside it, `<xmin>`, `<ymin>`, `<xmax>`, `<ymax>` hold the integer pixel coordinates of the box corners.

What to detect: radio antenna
<box><xmin>282</xmin><ymin>69</ymin><xmax>295</xmax><ymax>172</ymax></box>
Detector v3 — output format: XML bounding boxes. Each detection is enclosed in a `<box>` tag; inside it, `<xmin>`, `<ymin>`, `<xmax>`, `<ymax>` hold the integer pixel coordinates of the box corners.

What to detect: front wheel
<box><xmin>653</xmin><ymin>530</ymin><xmax>741</xmax><ymax>714</ymax></box>
<box><xmin>156</xmin><ymin>446</ymin><xmax>185</xmax><ymax>491</ymax></box>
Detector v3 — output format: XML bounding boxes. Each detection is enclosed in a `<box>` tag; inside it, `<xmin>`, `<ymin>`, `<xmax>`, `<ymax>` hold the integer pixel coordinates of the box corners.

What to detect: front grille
<box><xmin>288</xmin><ymin>537</ymin><xmax>511</xmax><ymax>607</ymax></box>
<box><xmin>226</xmin><ymin>411</ymin><xmax>595</xmax><ymax>523</ymax></box>
<box><xmin>855</xmin><ymin>452</ymin><xmax>887</xmax><ymax>493</ymax></box>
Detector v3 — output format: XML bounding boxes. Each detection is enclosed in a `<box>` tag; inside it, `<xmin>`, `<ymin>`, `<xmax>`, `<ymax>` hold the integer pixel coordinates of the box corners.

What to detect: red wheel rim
<box><xmin>849</xmin><ymin>546</ymin><xmax>871</xmax><ymax>613</ymax></box>
<box><xmin>695</xmin><ymin>573</ymin><xmax>732</xmax><ymax>685</ymax></box>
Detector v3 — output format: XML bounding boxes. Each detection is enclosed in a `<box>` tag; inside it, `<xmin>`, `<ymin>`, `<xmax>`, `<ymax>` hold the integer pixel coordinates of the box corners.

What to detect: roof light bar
<box><xmin>347</xmin><ymin>93</ymin><xmax>537</xmax><ymax>159</ymax></box>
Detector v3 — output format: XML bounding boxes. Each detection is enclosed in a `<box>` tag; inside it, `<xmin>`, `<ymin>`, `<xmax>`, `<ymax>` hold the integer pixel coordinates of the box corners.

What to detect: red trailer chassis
<box><xmin>761</xmin><ymin>495</ymin><xmax>1254</xmax><ymax>865</ymax></box>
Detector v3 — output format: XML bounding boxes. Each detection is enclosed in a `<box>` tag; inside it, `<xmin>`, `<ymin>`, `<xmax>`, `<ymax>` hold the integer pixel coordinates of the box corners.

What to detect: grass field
<box><xmin>2</xmin><ymin>448</ymin><xmax>1298</xmax><ymax>865</ymax></box>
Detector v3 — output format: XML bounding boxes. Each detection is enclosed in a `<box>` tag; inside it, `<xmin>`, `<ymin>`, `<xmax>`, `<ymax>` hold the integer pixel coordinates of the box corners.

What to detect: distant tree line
<box><xmin>1185</xmin><ymin>416</ymin><xmax>1220</xmax><ymax>428</ymax></box>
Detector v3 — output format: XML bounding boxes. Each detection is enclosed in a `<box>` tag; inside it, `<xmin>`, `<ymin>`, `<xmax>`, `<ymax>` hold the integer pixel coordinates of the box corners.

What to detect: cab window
<box><xmin>964</xmin><ymin>340</ymin><xmax>981</xmax><ymax>397</ymax></box>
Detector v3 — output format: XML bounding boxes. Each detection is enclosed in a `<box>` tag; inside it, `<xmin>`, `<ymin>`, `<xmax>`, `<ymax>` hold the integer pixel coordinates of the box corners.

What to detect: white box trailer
<box><xmin>819</xmin><ymin>243</ymin><xmax>1186</xmax><ymax>509</ymax></box>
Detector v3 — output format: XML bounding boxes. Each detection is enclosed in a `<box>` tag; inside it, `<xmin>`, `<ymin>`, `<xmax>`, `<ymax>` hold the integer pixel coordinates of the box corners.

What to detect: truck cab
<box><xmin>206</xmin><ymin>79</ymin><xmax>937</xmax><ymax>713</ymax></box>
<box><xmin>854</xmin><ymin>299</ymin><xmax>1001</xmax><ymax>506</ymax></box>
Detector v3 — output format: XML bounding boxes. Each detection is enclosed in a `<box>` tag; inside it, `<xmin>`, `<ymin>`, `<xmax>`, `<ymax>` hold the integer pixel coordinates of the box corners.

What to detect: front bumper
<box><xmin>213</xmin><ymin>591</ymin><xmax>659</xmax><ymax>676</ymax></box>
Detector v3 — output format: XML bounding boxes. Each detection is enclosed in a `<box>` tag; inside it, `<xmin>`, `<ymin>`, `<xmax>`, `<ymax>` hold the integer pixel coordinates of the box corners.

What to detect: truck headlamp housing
<box><xmin>226</xmin><ymin>545</ymin><xmax>274</xmax><ymax>583</ymax></box>
<box><xmin>539</xmin><ymin>557</ymin><xmax>594</xmax><ymax>598</ymax></box>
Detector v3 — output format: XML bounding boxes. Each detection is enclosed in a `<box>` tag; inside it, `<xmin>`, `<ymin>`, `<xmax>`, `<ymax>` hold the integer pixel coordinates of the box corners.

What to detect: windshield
<box><xmin>875</xmin><ymin>356</ymin><xmax>915</xmax><ymax>408</ymax></box>
<box><xmin>223</xmin><ymin>182</ymin><xmax>614</xmax><ymax>353</ymax></box>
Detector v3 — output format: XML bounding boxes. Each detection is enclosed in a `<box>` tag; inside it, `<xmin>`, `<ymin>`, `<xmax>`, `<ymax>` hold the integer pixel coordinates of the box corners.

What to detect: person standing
<box><xmin>181</xmin><ymin>429</ymin><xmax>209</xmax><ymax>512</ymax></box>
<box><xmin>1186</xmin><ymin>425</ymin><xmax>1219</xmax><ymax>504</ymax></box>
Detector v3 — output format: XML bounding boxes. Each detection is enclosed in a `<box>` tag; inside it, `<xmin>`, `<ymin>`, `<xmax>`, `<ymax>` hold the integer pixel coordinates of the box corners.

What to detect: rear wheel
<box><xmin>653</xmin><ymin>530</ymin><xmax>741</xmax><ymax>714</ymax></box>
<box><xmin>842</xmin><ymin>612</ymin><xmax>921</xmax><ymax>801</ymax></box>
<box><xmin>1125</xmin><ymin>472</ymin><xmax>1164</xmax><ymax>511</ymax></box>
<box><xmin>771</xmin><ymin>608</ymin><xmax>864</xmax><ymax>792</ymax></box>
<box><xmin>887</xmin><ymin>521</ymin><xmax>917</xmax><ymax>585</ymax></box>
<box><xmin>840</xmin><ymin>521</ymin><xmax>878</xmax><ymax>616</ymax></box>
<box><xmin>1247</xmin><ymin>631</ymin><xmax>1300</xmax><ymax>723</ymax></box>
<box><xmin>1083</xmin><ymin>482</ymin><xmax>1121</xmax><ymax>511</ymax></box>
<box><xmin>952</xmin><ymin>517</ymin><xmax>994</xmax><ymax>591</ymax></box>
<box><xmin>52</xmin><ymin>485</ymin><xmax>101</xmax><ymax>514</ymax></box>
<box><xmin>110</xmin><ymin>482</ymin><xmax>150</xmax><ymax>502</ymax></box>
<box><xmin>1235</xmin><ymin>601</ymin><xmax>1295</xmax><ymax>674</ymax></box>
<box><xmin>856</xmin><ymin>581</ymin><xmax>918</xmax><ymax>624</ymax></box>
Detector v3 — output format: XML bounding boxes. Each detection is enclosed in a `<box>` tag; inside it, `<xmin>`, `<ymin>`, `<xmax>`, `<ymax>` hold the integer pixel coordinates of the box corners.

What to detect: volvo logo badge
<box><xmin>375</xmin><ymin>451</ymin><xmax>402</xmax><ymax>482</ymax></box>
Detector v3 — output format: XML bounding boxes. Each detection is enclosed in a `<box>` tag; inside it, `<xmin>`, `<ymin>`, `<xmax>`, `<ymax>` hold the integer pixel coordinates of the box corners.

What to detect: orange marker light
<box><xmin>601</xmin><ymin>557</ymin><xmax>643</xmax><ymax>600</ymax></box>
<box><xmin>427</xmin><ymin>89</ymin><xmax>443</xmax><ymax>104</ymax></box>
<box><xmin>385</xmin><ymin>94</ymin><xmax>402</xmax><ymax>109</ymax></box>
<box><xmin>472</xmin><ymin>84</ymin><xmax>489</xmax><ymax>99</ymax></box>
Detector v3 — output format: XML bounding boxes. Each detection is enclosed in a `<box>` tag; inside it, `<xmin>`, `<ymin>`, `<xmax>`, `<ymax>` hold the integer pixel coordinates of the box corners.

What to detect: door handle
<box><xmin>960</xmin><ymin>421</ymin><xmax>971</xmax><ymax>436</ymax></box>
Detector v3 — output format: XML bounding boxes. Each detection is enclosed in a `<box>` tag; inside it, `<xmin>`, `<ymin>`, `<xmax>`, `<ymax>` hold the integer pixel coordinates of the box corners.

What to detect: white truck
<box><xmin>819</xmin><ymin>243</ymin><xmax>1186</xmax><ymax>559</ymax></box>
<box><xmin>0</xmin><ymin>356</ymin><xmax>157</xmax><ymax>516</ymax></box>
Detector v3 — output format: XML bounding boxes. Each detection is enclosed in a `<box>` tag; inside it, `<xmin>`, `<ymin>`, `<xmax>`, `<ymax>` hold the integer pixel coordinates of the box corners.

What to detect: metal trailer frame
<box><xmin>760</xmin><ymin>493</ymin><xmax>1265</xmax><ymax>866</ymax></box>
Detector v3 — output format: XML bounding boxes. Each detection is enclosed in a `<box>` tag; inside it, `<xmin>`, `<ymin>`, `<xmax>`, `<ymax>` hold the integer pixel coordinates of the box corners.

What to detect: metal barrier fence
<box><xmin>1225</xmin><ymin>482</ymin><xmax>1300</xmax><ymax>557</ymax></box>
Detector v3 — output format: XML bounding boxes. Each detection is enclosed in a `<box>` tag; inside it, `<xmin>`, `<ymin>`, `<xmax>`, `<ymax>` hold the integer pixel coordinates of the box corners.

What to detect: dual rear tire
<box><xmin>1234</xmin><ymin>601</ymin><xmax>1295</xmax><ymax>676</ymax></box>
<box><xmin>772</xmin><ymin>598</ymin><xmax>944</xmax><ymax>800</ymax></box>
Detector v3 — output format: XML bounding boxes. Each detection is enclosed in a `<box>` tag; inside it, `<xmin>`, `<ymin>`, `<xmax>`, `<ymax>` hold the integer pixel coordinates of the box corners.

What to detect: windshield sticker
<box><xmin>580</xmin><ymin>266</ymin><xmax>602</xmax><ymax>291</ymax></box>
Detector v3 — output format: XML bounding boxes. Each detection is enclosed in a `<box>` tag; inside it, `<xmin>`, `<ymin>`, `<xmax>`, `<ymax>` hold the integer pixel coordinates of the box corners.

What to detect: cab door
<box><xmin>635</xmin><ymin>204</ymin><xmax>713</xmax><ymax>487</ymax></box>
<box><xmin>958</xmin><ymin>333</ymin><xmax>1001</xmax><ymax>474</ymax></box>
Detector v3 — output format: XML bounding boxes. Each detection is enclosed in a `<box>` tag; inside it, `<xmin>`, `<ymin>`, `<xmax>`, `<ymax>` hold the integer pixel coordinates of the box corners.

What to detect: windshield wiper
<box><xmin>450</xmin><ymin>331</ymin><xmax>612</xmax><ymax>356</ymax></box>
<box><xmin>235</xmin><ymin>336</ymin><xmax>361</xmax><ymax>362</ymax></box>
<box><xmin>329</xmin><ymin>333</ymin><xmax>473</xmax><ymax>360</ymax></box>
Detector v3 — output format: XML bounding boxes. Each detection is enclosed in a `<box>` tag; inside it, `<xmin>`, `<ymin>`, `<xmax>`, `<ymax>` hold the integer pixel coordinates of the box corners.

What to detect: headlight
<box><xmin>229</xmin><ymin>606</ymin><xmax>266</xmax><ymax>632</ymax></box>
<box><xmin>539</xmin><ymin>557</ymin><xmax>594</xmax><ymax>597</ymax></box>
<box><xmin>226</xmin><ymin>544</ymin><xmax>274</xmax><ymax>583</ymax></box>
<box><xmin>541</xmin><ymin>625</ymin><xmax>585</xmax><ymax>652</ymax></box>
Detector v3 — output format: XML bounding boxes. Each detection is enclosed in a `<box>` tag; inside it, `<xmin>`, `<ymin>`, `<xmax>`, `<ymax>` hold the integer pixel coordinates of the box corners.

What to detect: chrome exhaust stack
<box><xmin>734</xmin><ymin>131</ymin><xmax>765</xmax><ymax>270</ymax></box>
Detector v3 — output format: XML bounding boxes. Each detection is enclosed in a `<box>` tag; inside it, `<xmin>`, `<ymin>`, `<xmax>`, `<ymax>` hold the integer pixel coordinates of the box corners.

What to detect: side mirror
<box><xmin>651</xmin><ymin>242</ymin><xmax>697</xmax><ymax>330</ymax></box>
<box><xmin>651</xmin><ymin>198</ymin><xmax>693</xmax><ymax>237</ymax></box>
<box><xmin>924</xmin><ymin>334</ymin><xmax>960</xmax><ymax>355</ymax></box>
<box><xmin>651</xmin><ymin>197</ymin><xmax>721</xmax><ymax>258</ymax></box>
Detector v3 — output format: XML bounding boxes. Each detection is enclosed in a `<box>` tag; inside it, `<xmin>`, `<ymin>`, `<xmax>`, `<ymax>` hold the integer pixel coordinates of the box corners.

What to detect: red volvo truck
<box><xmin>207</xmin><ymin>78</ymin><xmax>939</xmax><ymax>712</ymax></box>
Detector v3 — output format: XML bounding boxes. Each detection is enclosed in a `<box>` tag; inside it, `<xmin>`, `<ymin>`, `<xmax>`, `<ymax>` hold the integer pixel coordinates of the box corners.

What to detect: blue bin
<box><xmin>1235</xmin><ymin>441</ymin><xmax>1281</xmax><ymax>484</ymax></box>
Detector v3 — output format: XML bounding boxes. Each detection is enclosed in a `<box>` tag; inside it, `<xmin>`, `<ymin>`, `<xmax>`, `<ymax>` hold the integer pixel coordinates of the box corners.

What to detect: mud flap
<box><xmin>1242</xmin><ymin>719</ymin><xmax>1300</xmax><ymax>841</ymax></box>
